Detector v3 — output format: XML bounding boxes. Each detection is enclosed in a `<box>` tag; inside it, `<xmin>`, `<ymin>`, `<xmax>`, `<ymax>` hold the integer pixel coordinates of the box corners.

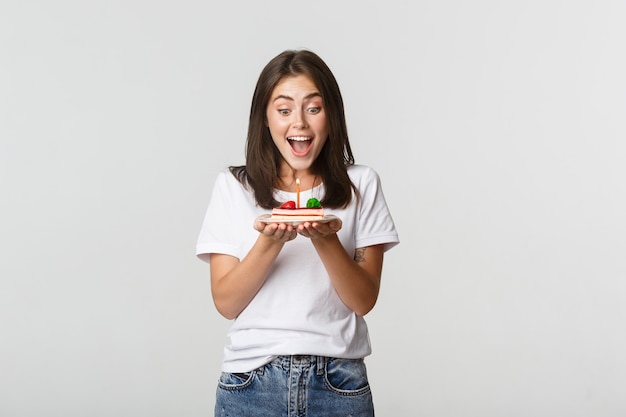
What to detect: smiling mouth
<box><xmin>288</xmin><ymin>136</ymin><xmax>313</xmax><ymax>154</ymax></box>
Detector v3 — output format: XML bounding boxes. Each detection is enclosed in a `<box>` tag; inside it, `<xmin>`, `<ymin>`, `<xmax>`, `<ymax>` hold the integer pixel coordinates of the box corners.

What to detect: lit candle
<box><xmin>296</xmin><ymin>178</ymin><xmax>301</xmax><ymax>208</ymax></box>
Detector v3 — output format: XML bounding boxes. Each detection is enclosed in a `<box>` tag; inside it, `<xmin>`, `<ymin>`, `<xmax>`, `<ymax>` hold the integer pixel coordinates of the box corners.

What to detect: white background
<box><xmin>1</xmin><ymin>1</ymin><xmax>625</xmax><ymax>416</ymax></box>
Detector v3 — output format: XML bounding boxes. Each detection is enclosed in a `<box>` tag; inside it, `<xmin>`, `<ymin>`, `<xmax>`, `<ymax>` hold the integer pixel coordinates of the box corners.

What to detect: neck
<box><xmin>277</xmin><ymin>172</ymin><xmax>318</xmax><ymax>192</ymax></box>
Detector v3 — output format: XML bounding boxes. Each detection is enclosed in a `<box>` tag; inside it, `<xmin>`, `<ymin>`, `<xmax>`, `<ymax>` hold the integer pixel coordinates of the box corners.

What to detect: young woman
<box><xmin>196</xmin><ymin>49</ymin><xmax>399</xmax><ymax>417</ymax></box>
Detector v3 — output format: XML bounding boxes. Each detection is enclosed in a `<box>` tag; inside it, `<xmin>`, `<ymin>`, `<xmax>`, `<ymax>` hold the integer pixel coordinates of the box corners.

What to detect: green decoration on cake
<box><xmin>306</xmin><ymin>197</ymin><xmax>321</xmax><ymax>208</ymax></box>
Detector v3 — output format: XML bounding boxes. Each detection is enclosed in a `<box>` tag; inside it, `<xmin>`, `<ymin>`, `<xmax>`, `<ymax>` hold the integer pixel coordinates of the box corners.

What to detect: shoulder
<box><xmin>208</xmin><ymin>168</ymin><xmax>250</xmax><ymax>199</ymax></box>
<box><xmin>347</xmin><ymin>164</ymin><xmax>381</xmax><ymax>187</ymax></box>
<box><xmin>214</xmin><ymin>167</ymin><xmax>245</xmax><ymax>186</ymax></box>
<box><xmin>347</xmin><ymin>164</ymin><xmax>379</xmax><ymax>180</ymax></box>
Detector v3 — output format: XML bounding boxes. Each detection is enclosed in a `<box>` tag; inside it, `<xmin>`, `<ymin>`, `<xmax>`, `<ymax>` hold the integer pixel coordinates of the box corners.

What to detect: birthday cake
<box><xmin>271</xmin><ymin>198</ymin><xmax>324</xmax><ymax>221</ymax></box>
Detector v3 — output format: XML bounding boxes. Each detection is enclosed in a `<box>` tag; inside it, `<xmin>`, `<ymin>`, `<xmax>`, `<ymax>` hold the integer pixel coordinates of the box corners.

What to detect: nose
<box><xmin>293</xmin><ymin>110</ymin><xmax>307</xmax><ymax>129</ymax></box>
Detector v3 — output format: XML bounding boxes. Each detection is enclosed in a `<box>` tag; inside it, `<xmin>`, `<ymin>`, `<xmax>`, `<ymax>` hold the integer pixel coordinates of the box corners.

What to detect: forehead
<box><xmin>271</xmin><ymin>74</ymin><xmax>320</xmax><ymax>98</ymax></box>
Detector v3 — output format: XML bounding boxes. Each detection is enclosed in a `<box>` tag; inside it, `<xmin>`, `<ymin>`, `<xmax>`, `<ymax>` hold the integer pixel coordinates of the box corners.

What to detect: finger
<box><xmin>253</xmin><ymin>215</ymin><xmax>272</xmax><ymax>232</ymax></box>
<box><xmin>328</xmin><ymin>219</ymin><xmax>342</xmax><ymax>232</ymax></box>
<box><xmin>263</xmin><ymin>223</ymin><xmax>279</xmax><ymax>235</ymax></box>
<box><xmin>300</xmin><ymin>223</ymin><xmax>323</xmax><ymax>238</ymax></box>
<box><xmin>275</xmin><ymin>223</ymin><xmax>296</xmax><ymax>240</ymax></box>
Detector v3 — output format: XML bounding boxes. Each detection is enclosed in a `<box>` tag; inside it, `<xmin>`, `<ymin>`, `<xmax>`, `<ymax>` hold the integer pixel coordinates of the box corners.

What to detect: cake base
<box><xmin>257</xmin><ymin>214</ymin><xmax>338</xmax><ymax>226</ymax></box>
<box><xmin>271</xmin><ymin>208</ymin><xmax>324</xmax><ymax>221</ymax></box>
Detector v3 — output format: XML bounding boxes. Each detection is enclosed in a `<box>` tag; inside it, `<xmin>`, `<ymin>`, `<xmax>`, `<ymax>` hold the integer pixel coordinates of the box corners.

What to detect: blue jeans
<box><xmin>215</xmin><ymin>355</ymin><xmax>374</xmax><ymax>417</ymax></box>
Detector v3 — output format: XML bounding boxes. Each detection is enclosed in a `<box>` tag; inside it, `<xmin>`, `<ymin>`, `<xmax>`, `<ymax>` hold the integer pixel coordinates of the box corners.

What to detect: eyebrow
<box><xmin>272</xmin><ymin>92</ymin><xmax>322</xmax><ymax>102</ymax></box>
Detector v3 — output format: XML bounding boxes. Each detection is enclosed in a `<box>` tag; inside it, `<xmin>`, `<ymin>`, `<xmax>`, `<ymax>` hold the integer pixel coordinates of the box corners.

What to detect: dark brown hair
<box><xmin>230</xmin><ymin>49</ymin><xmax>357</xmax><ymax>209</ymax></box>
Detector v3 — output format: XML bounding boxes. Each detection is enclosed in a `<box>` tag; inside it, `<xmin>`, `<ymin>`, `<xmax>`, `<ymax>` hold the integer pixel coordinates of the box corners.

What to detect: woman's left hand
<box><xmin>297</xmin><ymin>218</ymin><xmax>342</xmax><ymax>239</ymax></box>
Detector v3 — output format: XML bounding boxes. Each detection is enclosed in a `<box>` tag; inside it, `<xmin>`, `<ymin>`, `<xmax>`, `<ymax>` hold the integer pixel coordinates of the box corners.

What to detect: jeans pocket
<box><xmin>324</xmin><ymin>358</ymin><xmax>371</xmax><ymax>396</ymax></box>
<box><xmin>218</xmin><ymin>371</ymin><xmax>255</xmax><ymax>391</ymax></box>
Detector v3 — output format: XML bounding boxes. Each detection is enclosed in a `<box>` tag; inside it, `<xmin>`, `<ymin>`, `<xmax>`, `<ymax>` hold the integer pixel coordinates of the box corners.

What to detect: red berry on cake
<box><xmin>280</xmin><ymin>201</ymin><xmax>296</xmax><ymax>209</ymax></box>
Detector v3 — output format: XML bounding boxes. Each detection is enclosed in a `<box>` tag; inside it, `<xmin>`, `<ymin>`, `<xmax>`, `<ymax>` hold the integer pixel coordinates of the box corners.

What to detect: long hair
<box><xmin>230</xmin><ymin>49</ymin><xmax>357</xmax><ymax>209</ymax></box>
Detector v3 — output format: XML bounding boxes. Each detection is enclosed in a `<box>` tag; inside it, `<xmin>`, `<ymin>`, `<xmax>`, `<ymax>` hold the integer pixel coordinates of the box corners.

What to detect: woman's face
<box><xmin>266</xmin><ymin>74</ymin><xmax>328</xmax><ymax>175</ymax></box>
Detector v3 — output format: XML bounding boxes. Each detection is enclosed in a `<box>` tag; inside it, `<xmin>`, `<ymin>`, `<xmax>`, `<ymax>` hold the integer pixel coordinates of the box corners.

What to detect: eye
<box><xmin>307</xmin><ymin>107</ymin><xmax>321</xmax><ymax>114</ymax></box>
<box><xmin>278</xmin><ymin>109</ymin><xmax>291</xmax><ymax>116</ymax></box>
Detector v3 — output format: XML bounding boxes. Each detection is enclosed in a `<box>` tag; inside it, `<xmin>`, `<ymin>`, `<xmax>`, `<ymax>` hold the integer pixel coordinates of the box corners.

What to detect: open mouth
<box><xmin>288</xmin><ymin>136</ymin><xmax>313</xmax><ymax>155</ymax></box>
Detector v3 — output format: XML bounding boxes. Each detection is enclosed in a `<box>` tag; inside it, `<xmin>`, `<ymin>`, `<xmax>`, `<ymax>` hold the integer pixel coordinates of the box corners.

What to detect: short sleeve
<box><xmin>353</xmin><ymin>167</ymin><xmax>399</xmax><ymax>252</ymax></box>
<box><xmin>195</xmin><ymin>171</ymin><xmax>240</xmax><ymax>263</ymax></box>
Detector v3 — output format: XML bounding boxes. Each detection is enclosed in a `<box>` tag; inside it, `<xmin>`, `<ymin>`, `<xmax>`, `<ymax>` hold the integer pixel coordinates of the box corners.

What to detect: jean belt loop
<box><xmin>316</xmin><ymin>356</ymin><xmax>325</xmax><ymax>375</ymax></box>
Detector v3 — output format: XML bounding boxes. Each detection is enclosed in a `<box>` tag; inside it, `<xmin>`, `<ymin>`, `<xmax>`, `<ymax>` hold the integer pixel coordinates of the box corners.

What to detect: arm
<box><xmin>298</xmin><ymin>220</ymin><xmax>384</xmax><ymax>316</ymax></box>
<box><xmin>210</xmin><ymin>221</ymin><xmax>297</xmax><ymax>319</ymax></box>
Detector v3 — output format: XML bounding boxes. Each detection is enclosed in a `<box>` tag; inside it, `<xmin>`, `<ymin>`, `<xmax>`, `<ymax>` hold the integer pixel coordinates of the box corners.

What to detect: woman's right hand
<box><xmin>254</xmin><ymin>216</ymin><xmax>297</xmax><ymax>243</ymax></box>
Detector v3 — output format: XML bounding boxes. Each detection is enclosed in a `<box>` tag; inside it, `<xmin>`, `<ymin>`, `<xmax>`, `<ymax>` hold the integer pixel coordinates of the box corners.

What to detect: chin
<box><xmin>279</xmin><ymin>154</ymin><xmax>308</xmax><ymax>169</ymax></box>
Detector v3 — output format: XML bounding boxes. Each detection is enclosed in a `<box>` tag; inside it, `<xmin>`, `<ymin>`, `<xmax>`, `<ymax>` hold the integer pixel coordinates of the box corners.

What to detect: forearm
<box><xmin>211</xmin><ymin>236</ymin><xmax>284</xmax><ymax>319</ymax></box>
<box><xmin>311</xmin><ymin>235</ymin><xmax>383</xmax><ymax>316</ymax></box>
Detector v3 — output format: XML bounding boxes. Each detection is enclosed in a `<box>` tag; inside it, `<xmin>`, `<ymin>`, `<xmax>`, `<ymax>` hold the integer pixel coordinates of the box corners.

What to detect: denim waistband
<box><xmin>267</xmin><ymin>355</ymin><xmax>327</xmax><ymax>375</ymax></box>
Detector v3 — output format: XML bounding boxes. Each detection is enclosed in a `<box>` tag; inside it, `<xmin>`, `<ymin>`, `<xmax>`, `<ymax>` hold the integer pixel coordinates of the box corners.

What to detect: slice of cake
<box><xmin>271</xmin><ymin>198</ymin><xmax>324</xmax><ymax>221</ymax></box>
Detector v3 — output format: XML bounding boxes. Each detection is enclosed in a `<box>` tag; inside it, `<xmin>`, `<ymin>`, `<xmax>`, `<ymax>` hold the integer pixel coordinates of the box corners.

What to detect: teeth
<box><xmin>288</xmin><ymin>136</ymin><xmax>311</xmax><ymax>141</ymax></box>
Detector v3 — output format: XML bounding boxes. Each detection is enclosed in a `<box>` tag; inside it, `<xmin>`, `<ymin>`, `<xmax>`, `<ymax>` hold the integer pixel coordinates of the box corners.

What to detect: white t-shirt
<box><xmin>196</xmin><ymin>164</ymin><xmax>399</xmax><ymax>372</ymax></box>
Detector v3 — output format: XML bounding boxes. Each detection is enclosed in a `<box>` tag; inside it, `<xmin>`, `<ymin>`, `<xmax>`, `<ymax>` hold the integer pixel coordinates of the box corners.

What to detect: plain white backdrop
<box><xmin>1</xmin><ymin>1</ymin><xmax>625</xmax><ymax>416</ymax></box>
